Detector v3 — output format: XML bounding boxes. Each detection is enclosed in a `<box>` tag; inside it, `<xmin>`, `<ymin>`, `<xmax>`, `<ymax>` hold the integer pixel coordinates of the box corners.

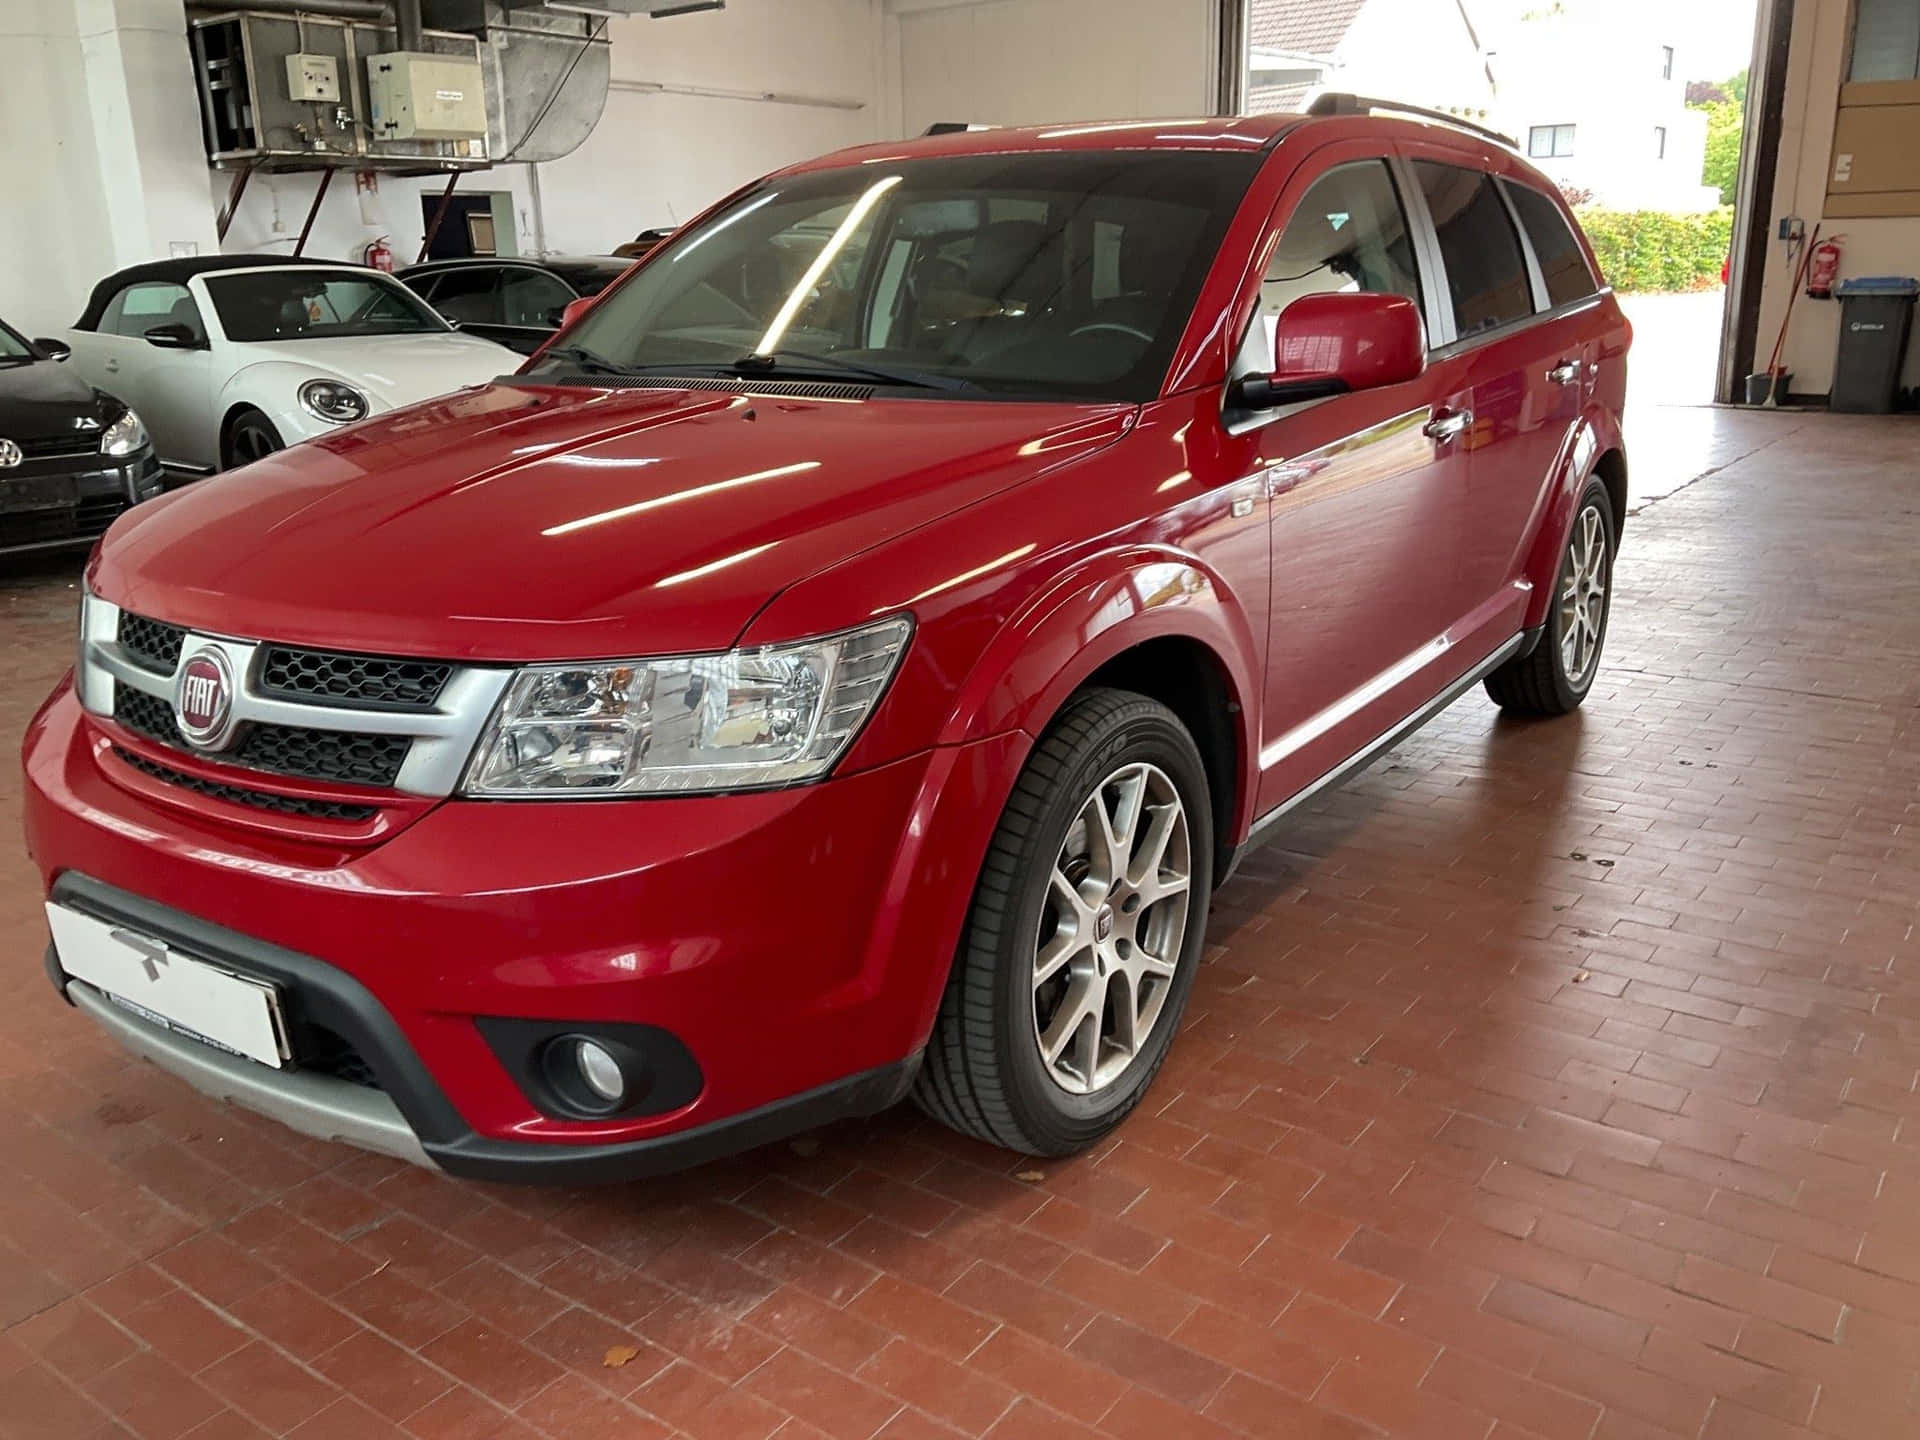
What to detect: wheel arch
<box><xmin>1520</xmin><ymin>407</ymin><xmax>1627</xmax><ymax>631</ymax></box>
<box><xmin>937</xmin><ymin>545</ymin><xmax>1263</xmax><ymax>869</ymax></box>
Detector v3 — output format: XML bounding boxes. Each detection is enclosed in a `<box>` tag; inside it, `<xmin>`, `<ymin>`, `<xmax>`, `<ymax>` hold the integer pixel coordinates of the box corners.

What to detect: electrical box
<box><xmin>366</xmin><ymin>52</ymin><xmax>487</xmax><ymax>142</ymax></box>
<box><xmin>284</xmin><ymin>52</ymin><xmax>341</xmax><ymax>103</ymax></box>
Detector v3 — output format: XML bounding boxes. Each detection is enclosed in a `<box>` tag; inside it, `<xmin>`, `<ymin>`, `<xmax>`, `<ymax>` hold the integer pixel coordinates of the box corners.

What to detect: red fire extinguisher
<box><xmin>1807</xmin><ymin>235</ymin><xmax>1844</xmax><ymax>299</ymax></box>
<box><xmin>363</xmin><ymin>236</ymin><xmax>395</xmax><ymax>273</ymax></box>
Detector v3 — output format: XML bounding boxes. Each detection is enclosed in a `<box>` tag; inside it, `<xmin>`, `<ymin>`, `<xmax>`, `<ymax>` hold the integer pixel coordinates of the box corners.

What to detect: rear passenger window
<box><xmin>1414</xmin><ymin>161</ymin><xmax>1534</xmax><ymax>338</ymax></box>
<box><xmin>1505</xmin><ymin>183</ymin><xmax>1599</xmax><ymax>308</ymax></box>
<box><xmin>1249</xmin><ymin>160</ymin><xmax>1422</xmax><ymax>368</ymax></box>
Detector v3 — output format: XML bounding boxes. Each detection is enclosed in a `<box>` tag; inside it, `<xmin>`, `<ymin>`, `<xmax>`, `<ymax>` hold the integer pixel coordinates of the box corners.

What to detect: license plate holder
<box><xmin>46</xmin><ymin>904</ymin><xmax>289</xmax><ymax>1068</ymax></box>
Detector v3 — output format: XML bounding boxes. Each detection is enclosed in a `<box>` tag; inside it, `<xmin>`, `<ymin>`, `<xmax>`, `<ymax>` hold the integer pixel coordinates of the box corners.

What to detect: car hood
<box><xmin>92</xmin><ymin>381</ymin><xmax>1134</xmax><ymax>660</ymax></box>
<box><xmin>0</xmin><ymin>359</ymin><xmax>118</xmax><ymax>441</ymax></box>
<box><xmin>228</xmin><ymin>332</ymin><xmax>515</xmax><ymax>408</ymax></box>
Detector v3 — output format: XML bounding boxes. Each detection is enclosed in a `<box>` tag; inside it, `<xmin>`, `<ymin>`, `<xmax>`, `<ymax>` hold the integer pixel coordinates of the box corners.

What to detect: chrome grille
<box><xmin>84</xmin><ymin>598</ymin><xmax>511</xmax><ymax>801</ymax></box>
<box><xmin>112</xmin><ymin>687</ymin><xmax>411</xmax><ymax>788</ymax></box>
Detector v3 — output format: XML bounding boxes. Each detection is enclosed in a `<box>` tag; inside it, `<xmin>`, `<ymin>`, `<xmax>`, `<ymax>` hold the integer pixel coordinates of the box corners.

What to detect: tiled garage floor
<box><xmin>4</xmin><ymin>409</ymin><xmax>1918</xmax><ymax>1440</ymax></box>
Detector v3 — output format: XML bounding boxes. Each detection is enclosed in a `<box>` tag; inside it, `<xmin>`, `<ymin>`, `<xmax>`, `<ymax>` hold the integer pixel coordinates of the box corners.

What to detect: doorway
<box><xmin>418</xmin><ymin>192</ymin><xmax>518</xmax><ymax>260</ymax></box>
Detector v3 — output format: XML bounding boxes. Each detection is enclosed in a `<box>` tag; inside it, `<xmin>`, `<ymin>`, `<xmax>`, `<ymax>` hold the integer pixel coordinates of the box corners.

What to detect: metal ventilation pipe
<box><xmin>186</xmin><ymin>0</ymin><xmax>394</xmax><ymax>20</ymax></box>
<box><xmin>396</xmin><ymin>0</ymin><xmax>422</xmax><ymax>49</ymax></box>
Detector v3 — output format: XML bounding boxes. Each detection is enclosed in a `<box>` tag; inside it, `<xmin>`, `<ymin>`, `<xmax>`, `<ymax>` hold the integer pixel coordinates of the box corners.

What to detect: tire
<box><xmin>914</xmin><ymin>687</ymin><xmax>1213</xmax><ymax>1155</ymax></box>
<box><xmin>222</xmin><ymin>407</ymin><xmax>284</xmax><ymax>470</ymax></box>
<box><xmin>1485</xmin><ymin>477</ymin><xmax>1616</xmax><ymax>717</ymax></box>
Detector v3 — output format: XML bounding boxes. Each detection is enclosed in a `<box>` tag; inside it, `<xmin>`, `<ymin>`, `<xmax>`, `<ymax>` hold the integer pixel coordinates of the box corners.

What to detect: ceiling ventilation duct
<box><xmin>185</xmin><ymin>0</ymin><xmax>720</xmax><ymax>171</ymax></box>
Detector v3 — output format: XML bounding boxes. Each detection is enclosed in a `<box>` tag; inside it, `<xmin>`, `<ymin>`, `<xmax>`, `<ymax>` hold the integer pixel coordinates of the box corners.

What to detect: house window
<box><xmin>1655</xmin><ymin>125</ymin><xmax>1668</xmax><ymax>159</ymax></box>
<box><xmin>1528</xmin><ymin>124</ymin><xmax>1576</xmax><ymax>159</ymax></box>
<box><xmin>1850</xmin><ymin>0</ymin><xmax>1920</xmax><ymax>82</ymax></box>
<box><xmin>1661</xmin><ymin>45</ymin><xmax>1675</xmax><ymax>79</ymax></box>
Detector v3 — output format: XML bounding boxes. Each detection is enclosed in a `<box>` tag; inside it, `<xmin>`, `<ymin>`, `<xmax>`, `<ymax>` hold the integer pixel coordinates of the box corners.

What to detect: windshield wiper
<box><xmin>541</xmin><ymin>344</ymin><xmax>633</xmax><ymax>375</ymax></box>
<box><xmin>732</xmin><ymin>349</ymin><xmax>981</xmax><ymax>394</ymax></box>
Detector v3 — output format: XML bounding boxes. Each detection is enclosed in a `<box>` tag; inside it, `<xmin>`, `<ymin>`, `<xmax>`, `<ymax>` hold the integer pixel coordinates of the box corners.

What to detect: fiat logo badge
<box><xmin>175</xmin><ymin>647</ymin><xmax>236</xmax><ymax>749</ymax></box>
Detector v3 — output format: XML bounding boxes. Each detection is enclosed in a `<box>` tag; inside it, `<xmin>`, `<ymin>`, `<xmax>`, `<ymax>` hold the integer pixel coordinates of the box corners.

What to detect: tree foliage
<box><xmin>1690</xmin><ymin>70</ymin><xmax>1747</xmax><ymax>206</ymax></box>
<box><xmin>1577</xmin><ymin>208</ymin><xmax>1734</xmax><ymax>293</ymax></box>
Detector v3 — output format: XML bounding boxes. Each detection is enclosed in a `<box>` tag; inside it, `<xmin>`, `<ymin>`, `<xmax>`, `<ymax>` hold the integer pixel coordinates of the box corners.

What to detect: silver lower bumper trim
<box><xmin>72</xmin><ymin>980</ymin><xmax>431</xmax><ymax>1167</ymax></box>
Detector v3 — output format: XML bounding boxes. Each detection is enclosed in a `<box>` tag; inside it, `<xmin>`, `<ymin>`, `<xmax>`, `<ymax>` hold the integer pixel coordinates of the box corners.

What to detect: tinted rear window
<box><xmin>1414</xmin><ymin>161</ymin><xmax>1534</xmax><ymax>338</ymax></box>
<box><xmin>1505</xmin><ymin>183</ymin><xmax>1599</xmax><ymax>308</ymax></box>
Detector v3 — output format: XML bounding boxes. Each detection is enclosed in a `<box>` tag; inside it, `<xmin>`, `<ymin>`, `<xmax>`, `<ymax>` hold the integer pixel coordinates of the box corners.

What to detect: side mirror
<box><xmin>1233</xmin><ymin>291</ymin><xmax>1426</xmax><ymax>410</ymax></box>
<box><xmin>143</xmin><ymin>323</ymin><xmax>198</xmax><ymax>350</ymax></box>
<box><xmin>33</xmin><ymin>338</ymin><xmax>71</xmax><ymax>361</ymax></box>
<box><xmin>559</xmin><ymin>295</ymin><xmax>596</xmax><ymax>330</ymax></box>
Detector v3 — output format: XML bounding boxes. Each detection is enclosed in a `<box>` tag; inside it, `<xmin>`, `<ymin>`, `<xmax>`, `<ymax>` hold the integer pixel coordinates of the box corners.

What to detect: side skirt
<box><xmin>1222</xmin><ymin>627</ymin><xmax>1538</xmax><ymax>881</ymax></box>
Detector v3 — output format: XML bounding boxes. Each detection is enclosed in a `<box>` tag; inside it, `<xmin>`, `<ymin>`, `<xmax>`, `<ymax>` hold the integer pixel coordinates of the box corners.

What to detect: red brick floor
<box><xmin>3</xmin><ymin>410</ymin><xmax>1918</xmax><ymax>1440</ymax></box>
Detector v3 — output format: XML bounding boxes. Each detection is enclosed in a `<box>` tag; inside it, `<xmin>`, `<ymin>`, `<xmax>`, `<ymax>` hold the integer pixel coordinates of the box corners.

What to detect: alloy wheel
<box><xmin>232</xmin><ymin>421</ymin><xmax>280</xmax><ymax>464</ymax></box>
<box><xmin>1558</xmin><ymin>502</ymin><xmax>1609</xmax><ymax>688</ymax></box>
<box><xmin>1031</xmin><ymin>761</ymin><xmax>1192</xmax><ymax>1095</ymax></box>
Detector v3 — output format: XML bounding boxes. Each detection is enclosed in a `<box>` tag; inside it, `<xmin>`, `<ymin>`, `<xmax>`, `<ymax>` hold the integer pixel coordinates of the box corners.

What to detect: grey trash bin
<box><xmin>1831</xmin><ymin>276</ymin><xmax>1918</xmax><ymax>414</ymax></box>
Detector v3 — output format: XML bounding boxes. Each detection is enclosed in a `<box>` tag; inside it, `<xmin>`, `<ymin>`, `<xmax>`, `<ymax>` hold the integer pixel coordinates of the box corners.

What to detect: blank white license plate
<box><xmin>47</xmin><ymin>904</ymin><xmax>288</xmax><ymax>1068</ymax></box>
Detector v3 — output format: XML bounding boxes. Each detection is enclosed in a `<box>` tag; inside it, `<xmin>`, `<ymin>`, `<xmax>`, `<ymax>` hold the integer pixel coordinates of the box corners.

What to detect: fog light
<box><xmin>574</xmin><ymin>1039</ymin><xmax>626</xmax><ymax>1105</ymax></box>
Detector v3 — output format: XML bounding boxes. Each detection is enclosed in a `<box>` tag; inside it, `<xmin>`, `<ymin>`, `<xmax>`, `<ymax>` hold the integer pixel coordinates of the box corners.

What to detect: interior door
<box><xmin>1242</xmin><ymin>152</ymin><xmax>1477</xmax><ymax>816</ymax></box>
<box><xmin>1406</xmin><ymin>158</ymin><xmax>1576</xmax><ymax>634</ymax></box>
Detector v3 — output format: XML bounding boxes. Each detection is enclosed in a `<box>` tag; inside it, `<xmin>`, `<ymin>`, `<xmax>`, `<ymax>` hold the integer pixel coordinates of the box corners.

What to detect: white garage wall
<box><xmin>886</xmin><ymin>0</ymin><xmax>1219</xmax><ymax>134</ymax></box>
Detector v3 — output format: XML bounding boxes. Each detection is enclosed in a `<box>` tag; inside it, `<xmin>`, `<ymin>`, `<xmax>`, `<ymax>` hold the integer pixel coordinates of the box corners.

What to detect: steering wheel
<box><xmin>1069</xmin><ymin>321</ymin><xmax>1154</xmax><ymax>343</ymax></box>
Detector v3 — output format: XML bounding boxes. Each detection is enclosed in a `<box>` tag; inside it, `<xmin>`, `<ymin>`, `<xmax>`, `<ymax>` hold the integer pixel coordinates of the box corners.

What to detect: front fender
<box><xmin>1520</xmin><ymin>403</ymin><xmax>1626</xmax><ymax>631</ymax></box>
<box><xmin>940</xmin><ymin>544</ymin><xmax>1262</xmax><ymax>833</ymax></box>
<box><xmin>218</xmin><ymin>361</ymin><xmax>363</xmax><ymax>449</ymax></box>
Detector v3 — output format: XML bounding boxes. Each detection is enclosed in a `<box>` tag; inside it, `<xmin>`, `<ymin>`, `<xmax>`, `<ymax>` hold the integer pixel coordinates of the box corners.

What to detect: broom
<box><xmin>1763</xmin><ymin>223</ymin><xmax>1820</xmax><ymax>407</ymax></box>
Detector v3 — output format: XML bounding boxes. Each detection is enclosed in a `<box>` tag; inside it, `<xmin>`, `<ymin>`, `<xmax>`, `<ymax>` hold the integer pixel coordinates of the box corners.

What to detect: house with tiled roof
<box><xmin>1247</xmin><ymin>0</ymin><xmax>1495</xmax><ymax>122</ymax></box>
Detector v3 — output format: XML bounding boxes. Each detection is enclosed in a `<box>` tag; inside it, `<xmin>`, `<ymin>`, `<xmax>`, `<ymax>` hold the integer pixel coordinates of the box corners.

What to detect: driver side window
<box><xmin>105</xmin><ymin>282</ymin><xmax>205</xmax><ymax>343</ymax></box>
<box><xmin>1245</xmin><ymin>161</ymin><xmax>1422</xmax><ymax>373</ymax></box>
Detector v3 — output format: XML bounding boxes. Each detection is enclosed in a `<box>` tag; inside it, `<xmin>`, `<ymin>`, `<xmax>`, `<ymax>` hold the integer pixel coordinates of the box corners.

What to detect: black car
<box><xmin>394</xmin><ymin>256</ymin><xmax>633</xmax><ymax>354</ymax></box>
<box><xmin>0</xmin><ymin>317</ymin><xmax>164</xmax><ymax>559</ymax></box>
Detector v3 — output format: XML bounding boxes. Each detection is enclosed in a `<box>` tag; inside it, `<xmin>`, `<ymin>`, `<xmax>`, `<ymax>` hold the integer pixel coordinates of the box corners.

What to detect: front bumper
<box><xmin>0</xmin><ymin>451</ymin><xmax>165</xmax><ymax>556</ymax></box>
<box><xmin>24</xmin><ymin>684</ymin><xmax>1025</xmax><ymax>1180</ymax></box>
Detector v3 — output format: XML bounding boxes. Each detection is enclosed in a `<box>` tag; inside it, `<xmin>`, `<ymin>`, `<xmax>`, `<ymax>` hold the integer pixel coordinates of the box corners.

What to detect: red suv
<box><xmin>23</xmin><ymin>105</ymin><xmax>1629</xmax><ymax>1181</ymax></box>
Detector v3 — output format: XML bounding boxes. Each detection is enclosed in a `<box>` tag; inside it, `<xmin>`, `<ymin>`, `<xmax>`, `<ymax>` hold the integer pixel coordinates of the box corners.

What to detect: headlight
<box><xmin>100</xmin><ymin>409</ymin><xmax>148</xmax><ymax>457</ymax></box>
<box><xmin>461</xmin><ymin>615</ymin><xmax>913</xmax><ymax>797</ymax></box>
<box><xmin>298</xmin><ymin>379</ymin><xmax>370</xmax><ymax>424</ymax></box>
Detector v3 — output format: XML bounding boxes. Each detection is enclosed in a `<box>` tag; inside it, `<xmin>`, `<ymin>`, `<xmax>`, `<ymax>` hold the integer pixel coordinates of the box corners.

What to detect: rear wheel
<box><xmin>914</xmin><ymin>688</ymin><xmax>1213</xmax><ymax>1155</ymax></box>
<box><xmin>222</xmin><ymin>408</ymin><xmax>283</xmax><ymax>469</ymax></box>
<box><xmin>1485</xmin><ymin>477</ymin><xmax>1616</xmax><ymax>716</ymax></box>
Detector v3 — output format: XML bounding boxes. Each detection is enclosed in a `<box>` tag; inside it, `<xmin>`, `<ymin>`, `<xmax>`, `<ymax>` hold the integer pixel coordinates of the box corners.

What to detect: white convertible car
<box><xmin>63</xmin><ymin>256</ymin><xmax>518</xmax><ymax>473</ymax></box>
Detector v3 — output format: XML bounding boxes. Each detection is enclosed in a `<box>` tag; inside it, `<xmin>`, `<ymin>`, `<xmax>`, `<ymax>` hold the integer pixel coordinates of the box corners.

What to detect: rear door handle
<box><xmin>1424</xmin><ymin>409</ymin><xmax>1472</xmax><ymax>442</ymax></box>
<box><xmin>1547</xmin><ymin>361</ymin><xmax>1581</xmax><ymax>385</ymax></box>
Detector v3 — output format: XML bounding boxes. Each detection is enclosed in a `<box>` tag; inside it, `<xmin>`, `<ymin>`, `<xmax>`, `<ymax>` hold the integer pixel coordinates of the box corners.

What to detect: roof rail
<box><xmin>923</xmin><ymin>122</ymin><xmax>995</xmax><ymax>136</ymax></box>
<box><xmin>1306</xmin><ymin>93</ymin><xmax>1517</xmax><ymax>150</ymax></box>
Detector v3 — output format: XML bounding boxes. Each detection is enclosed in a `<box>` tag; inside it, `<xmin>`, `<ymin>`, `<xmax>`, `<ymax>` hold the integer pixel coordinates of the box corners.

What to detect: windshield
<box><xmin>204</xmin><ymin>271</ymin><xmax>447</xmax><ymax>343</ymax></box>
<box><xmin>0</xmin><ymin>321</ymin><xmax>31</xmax><ymax>361</ymax></box>
<box><xmin>539</xmin><ymin>150</ymin><xmax>1263</xmax><ymax>401</ymax></box>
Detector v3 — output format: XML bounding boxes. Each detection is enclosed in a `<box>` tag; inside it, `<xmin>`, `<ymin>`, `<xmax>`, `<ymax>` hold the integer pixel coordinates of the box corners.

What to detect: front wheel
<box><xmin>222</xmin><ymin>407</ymin><xmax>284</xmax><ymax>470</ymax></box>
<box><xmin>914</xmin><ymin>688</ymin><xmax>1213</xmax><ymax>1155</ymax></box>
<box><xmin>1485</xmin><ymin>477</ymin><xmax>1616</xmax><ymax>716</ymax></box>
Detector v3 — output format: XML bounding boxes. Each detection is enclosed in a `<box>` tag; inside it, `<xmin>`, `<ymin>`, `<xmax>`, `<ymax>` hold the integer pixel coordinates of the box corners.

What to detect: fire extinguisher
<box><xmin>363</xmin><ymin>235</ymin><xmax>395</xmax><ymax>273</ymax></box>
<box><xmin>1807</xmin><ymin>236</ymin><xmax>1844</xmax><ymax>299</ymax></box>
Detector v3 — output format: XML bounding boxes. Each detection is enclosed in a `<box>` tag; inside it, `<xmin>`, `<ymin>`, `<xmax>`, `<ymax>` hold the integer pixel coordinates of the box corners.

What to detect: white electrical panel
<box><xmin>284</xmin><ymin>53</ymin><xmax>341</xmax><ymax>103</ymax></box>
<box><xmin>365</xmin><ymin>52</ymin><xmax>487</xmax><ymax>143</ymax></box>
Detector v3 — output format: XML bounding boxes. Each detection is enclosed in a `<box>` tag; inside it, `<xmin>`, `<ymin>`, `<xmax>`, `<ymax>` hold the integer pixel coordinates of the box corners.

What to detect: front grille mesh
<box><xmin>117</xmin><ymin>613</ymin><xmax>185</xmax><ymax>675</ymax></box>
<box><xmin>258</xmin><ymin>647</ymin><xmax>451</xmax><ymax>711</ymax></box>
<box><xmin>232</xmin><ymin>725</ymin><xmax>409</xmax><ymax>789</ymax></box>
<box><xmin>19</xmin><ymin>435</ymin><xmax>103</xmax><ymax>460</ymax></box>
<box><xmin>112</xmin><ymin>687</ymin><xmax>410</xmax><ymax>788</ymax></box>
<box><xmin>112</xmin><ymin>747</ymin><xmax>377</xmax><ymax>824</ymax></box>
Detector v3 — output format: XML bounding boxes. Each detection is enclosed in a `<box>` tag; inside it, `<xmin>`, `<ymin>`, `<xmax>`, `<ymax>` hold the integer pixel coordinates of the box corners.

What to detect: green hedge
<box><xmin>1575</xmin><ymin>208</ymin><xmax>1734</xmax><ymax>294</ymax></box>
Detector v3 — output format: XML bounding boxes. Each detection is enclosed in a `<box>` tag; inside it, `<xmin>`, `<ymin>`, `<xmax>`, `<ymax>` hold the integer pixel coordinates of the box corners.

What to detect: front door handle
<box><xmin>1547</xmin><ymin>361</ymin><xmax>1581</xmax><ymax>385</ymax></box>
<box><xmin>103</xmin><ymin>358</ymin><xmax>119</xmax><ymax>373</ymax></box>
<box><xmin>1424</xmin><ymin>408</ymin><xmax>1472</xmax><ymax>442</ymax></box>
